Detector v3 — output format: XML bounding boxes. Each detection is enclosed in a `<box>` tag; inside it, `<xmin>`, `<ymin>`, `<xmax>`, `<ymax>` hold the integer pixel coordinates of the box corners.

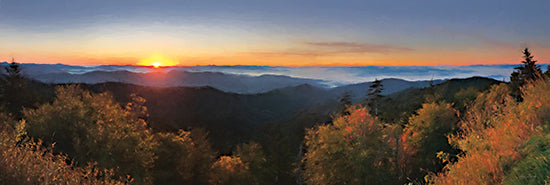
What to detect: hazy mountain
<box><xmin>27</xmin><ymin>68</ymin><xmax>444</xmax><ymax>95</ymax></box>
<box><xmin>3</xmin><ymin>62</ymin><xmax>539</xmax><ymax>86</ymax></box>
<box><xmin>31</xmin><ymin>70</ymin><xmax>329</xmax><ymax>94</ymax></box>
<box><xmin>330</xmin><ymin>78</ymin><xmax>444</xmax><ymax>102</ymax></box>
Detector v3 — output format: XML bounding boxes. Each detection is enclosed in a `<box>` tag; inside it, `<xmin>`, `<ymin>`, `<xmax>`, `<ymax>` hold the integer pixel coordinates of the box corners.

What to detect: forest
<box><xmin>1</xmin><ymin>48</ymin><xmax>550</xmax><ymax>185</ymax></box>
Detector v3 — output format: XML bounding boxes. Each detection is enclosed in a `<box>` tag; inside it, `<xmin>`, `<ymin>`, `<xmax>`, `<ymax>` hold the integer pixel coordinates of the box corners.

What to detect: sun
<box><xmin>152</xmin><ymin>62</ymin><xmax>161</xmax><ymax>68</ymax></box>
<box><xmin>138</xmin><ymin>54</ymin><xmax>179</xmax><ymax>68</ymax></box>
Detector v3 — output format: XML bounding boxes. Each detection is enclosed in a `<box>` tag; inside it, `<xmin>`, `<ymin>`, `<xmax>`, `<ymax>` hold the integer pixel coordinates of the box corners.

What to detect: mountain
<box><xmin>330</xmin><ymin>78</ymin><xmax>444</xmax><ymax>102</ymax></box>
<box><xmin>27</xmin><ymin>68</ymin><xmax>445</xmax><ymax>96</ymax></box>
<box><xmin>31</xmin><ymin>70</ymin><xmax>329</xmax><ymax>94</ymax></box>
<box><xmin>83</xmin><ymin>82</ymin><xmax>336</xmax><ymax>153</ymax></box>
<box><xmin>378</xmin><ymin>76</ymin><xmax>502</xmax><ymax>123</ymax></box>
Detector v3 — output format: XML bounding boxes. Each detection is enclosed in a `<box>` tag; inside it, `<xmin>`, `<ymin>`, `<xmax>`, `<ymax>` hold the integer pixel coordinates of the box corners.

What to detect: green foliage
<box><xmin>403</xmin><ymin>102</ymin><xmax>459</xmax><ymax>181</ymax></box>
<box><xmin>302</xmin><ymin>106</ymin><xmax>398</xmax><ymax>185</ymax></box>
<box><xmin>503</xmin><ymin>136</ymin><xmax>550</xmax><ymax>185</ymax></box>
<box><xmin>152</xmin><ymin>130</ymin><xmax>215</xmax><ymax>185</ymax></box>
<box><xmin>453</xmin><ymin>86</ymin><xmax>481</xmax><ymax>112</ymax></box>
<box><xmin>23</xmin><ymin>85</ymin><xmax>155</xmax><ymax>184</ymax></box>
<box><xmin>234</xmin><ymin>142</ymin><xmax>275</xmax><ymax>185</ymax></box>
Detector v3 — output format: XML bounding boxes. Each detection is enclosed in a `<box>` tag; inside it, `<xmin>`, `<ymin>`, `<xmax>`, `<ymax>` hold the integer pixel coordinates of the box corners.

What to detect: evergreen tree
<box><xmin>5</xmin><ymin>60</ymin><xmax>22</xmax><ymax>79</ymax></box>
<box><xmin>338</xmin><ymin>91</ymin><xmax>352</xmax><ymax>115</ymax></box>
<box><xmin>510</xmin><ymin>48</ymin><xmax>542</xmax><ymax>101</ymax></box>
<box><xmin>0</xmin><ymin>59</ymin><xmax>29</xmax><ymax>118</ymax></box>
<box><xmin>367</xmin><ymin>78</ymin><xmax>384</xmax><ymax>116</ymax></box>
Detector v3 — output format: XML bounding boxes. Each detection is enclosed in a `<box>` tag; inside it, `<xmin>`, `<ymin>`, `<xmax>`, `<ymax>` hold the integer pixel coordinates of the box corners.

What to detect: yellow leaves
<box><xmin>303</xmin><ymin>105</ymin><xmax>398</xmax><ymax>185</ymax></box>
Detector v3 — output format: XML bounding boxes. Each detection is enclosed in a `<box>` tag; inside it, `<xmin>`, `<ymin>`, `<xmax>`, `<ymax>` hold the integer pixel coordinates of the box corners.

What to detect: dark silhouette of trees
<box><xmin>0</xmin><ymin>59</ymin><xmax>44</xmax><ymax>119</ymax></box>
<box><xmin>0</xmin><ymin>59</ymin><xmax>26</xmax><ymax>118</ymax></box>
<box><xmin>338</xmin><ymin>91</ymin><xmax>352</xmax><ymax>115</ymax></box>
<box><xmin>367</xmin><ymin>78</ymin><xmax>384</xmax><ymax>116</ymax></box>
<box><xmin>510</xmin><ymin>48</ymin><xmax>542</xmax><ymax>101</ymax></box>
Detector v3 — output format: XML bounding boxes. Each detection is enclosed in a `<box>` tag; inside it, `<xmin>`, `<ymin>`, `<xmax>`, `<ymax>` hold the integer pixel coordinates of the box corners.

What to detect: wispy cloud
<box><xmin>246</xmin><ymin>41</ymin><xmax>413</xmax><ymax>58</ymax></box>
<box><xmin>428</xmin><ymin>28</ymin><xmax>523</xmax><ymax>49</ymax></box>
<box><xmin>300</xmin><ymin>41</ymin><xmax>413</xmax><ymax>53</ymax></box>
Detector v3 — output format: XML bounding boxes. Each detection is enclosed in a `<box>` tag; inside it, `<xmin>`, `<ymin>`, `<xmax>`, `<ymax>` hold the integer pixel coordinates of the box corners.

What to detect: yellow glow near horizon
<box><xmin>138</xmin><ymin>54</ymin><xmax>179</xmax><ymax>67</ymax></box>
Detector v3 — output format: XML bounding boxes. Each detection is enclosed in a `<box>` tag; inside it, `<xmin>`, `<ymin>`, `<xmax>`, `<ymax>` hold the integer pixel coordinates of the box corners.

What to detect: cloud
<box><xmin>428</xmin><ymin>28</ymin><xmax>522</xmax><ymax>49</ymax></box>
<box><xmin>246</xmin><ymin>41</ymin><xmax>413</xmax><ymax>58</ymax></box>
<box><xmin>300</xmin><ymin>41</ymin><xmax>413</xmax><ymax>53</ymax></box>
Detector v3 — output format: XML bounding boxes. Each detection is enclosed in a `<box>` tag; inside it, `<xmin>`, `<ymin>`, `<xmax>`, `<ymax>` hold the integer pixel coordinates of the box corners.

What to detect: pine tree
<box><xmin>367</xmin><ymin>79</ymin><xmax>383</xmax><ymax>116</ymax></box>
<box><xmin>510</xmin><ymin>48</ymin><xmax>542</xmax><ymax>101</ymax></box>
<box><xmin>5</xmin><ymin>59</ymin><xmax>22</xmax><ymax>79</ymax></box>
<box><xmin>338</xmin><ymin>91</ymin><xmax>352</xmax><ymax>115</ymax></box>
<box><xmin>0</xmin><ymin>59</ymin><xmax>27</xmax><ymax>118</ymax></box>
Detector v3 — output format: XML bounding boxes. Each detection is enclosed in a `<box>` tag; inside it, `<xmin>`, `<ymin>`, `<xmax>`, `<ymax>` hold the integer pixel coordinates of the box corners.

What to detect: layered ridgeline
<box><xmin>23</xmin><ymin>68</ymin><xmax>438</xmax><ymax>95</ymax></box>
<box><xmin>3</xmin><ymin>62</ymin><xmax>524</xmax><ymax>94</ymax></box>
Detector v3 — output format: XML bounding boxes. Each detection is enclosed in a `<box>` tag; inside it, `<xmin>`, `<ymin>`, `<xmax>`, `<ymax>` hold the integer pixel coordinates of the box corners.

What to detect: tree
<box><xmin>338</xmin><ymin>91</ymin><xmax>352</xmax><ymax>115</ymax></box>
<box><xmin>432</xmin><ymin>78</ymin><xmax>550</xmax><ymax>185</ymax></box>
<box><xmin>0</xmin><ymin>59</ymin><xmax>29</xmax><ymax>118</ymax></box>
<box><xmin>510</xmin><ymin>48</ymin><xmax>542</xmax><ymax>101</ymax></box>
<box><xmin>302</xmin><ymin>106</ymin><xmax>398</xmax><ymax>185</ymax></box>
<box><xmin>367</xmin><ymin>78</ymin><xmax>384</xmax><ymax>116</ymax></box>
<box><xmin>233</xmin><ymin>142</ymin><xmax>274</xmax><ymax>185</ymax></box>
<box><xmin>0</xmin><ymin>127</ymin><xmax>128</xmax><ymax>185</ymax></box>
<box><xmin>23</xmin><ymin>85</ymin><xmax>156</xmax><ymax>184</ymax></box>
<box><xmin>209</xmin><ymin>156</ymin><xmax>250</xmax><ymax>185</ymax></box>
<box><xmin>402</xmin><ymin>101</ymin><xmax>459</xmax><ymax>181</ymax></box>
<box><xmin>4</xmin><ymin>59</ymin><xmax>22</xmax><ymax>78</ymax></box>
<box><xmin>152</xmin><ymin>130</ymin><xmax>215</xmax><ymax>185</ymax></box>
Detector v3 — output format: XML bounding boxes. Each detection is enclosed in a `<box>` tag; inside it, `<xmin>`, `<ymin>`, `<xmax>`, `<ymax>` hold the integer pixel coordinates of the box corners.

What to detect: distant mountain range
<box><xmin>2</xmin><ymin>62</ymin><xmax>534</xmax><ymax>87</ymax></box>
<box><xmin>2</xmin><ymin>62</ymin><xmax>522</xmax><ymax>94</ymax></box>
<box><xmin>23</xmin><ymin>69</ymin><xmax>439</xmax><ymax>95</ymax></box>
<box><xmin>30</xmin><ymin>70</ymin><xmax>330</xmax><ymax>94</ymax></box>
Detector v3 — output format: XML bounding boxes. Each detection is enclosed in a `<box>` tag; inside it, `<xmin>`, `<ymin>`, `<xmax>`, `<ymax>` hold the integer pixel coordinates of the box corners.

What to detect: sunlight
<box><xmin>152</xmin><ymin>62</ymin><xmax>161</xmax><ymax>68</ymax></box>
<box><xmin>138</xmin><ymin>54</ymin><xmax>179</xmax><ymax>67</ymax></box>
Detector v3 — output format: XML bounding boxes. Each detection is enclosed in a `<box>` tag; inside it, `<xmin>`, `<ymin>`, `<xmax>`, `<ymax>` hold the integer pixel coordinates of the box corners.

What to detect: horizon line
<box><xmin>1</xmin><ymin>61</ymin><xmax>543</xmax><ymax>68</ymax></box>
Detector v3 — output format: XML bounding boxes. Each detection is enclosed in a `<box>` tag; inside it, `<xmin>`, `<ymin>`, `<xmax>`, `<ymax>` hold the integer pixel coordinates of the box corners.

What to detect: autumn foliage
<box><xmin>432</xmin><ymin>78</ymin><xmax>550</xmax><ymax>184</ymax></box>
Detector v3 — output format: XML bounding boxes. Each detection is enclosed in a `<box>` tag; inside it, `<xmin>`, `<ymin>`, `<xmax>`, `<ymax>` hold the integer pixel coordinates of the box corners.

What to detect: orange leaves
<box><xmin>432</xmin><ymin>79</ymin><xmax>550</xmax><ymax>185</ymax></box>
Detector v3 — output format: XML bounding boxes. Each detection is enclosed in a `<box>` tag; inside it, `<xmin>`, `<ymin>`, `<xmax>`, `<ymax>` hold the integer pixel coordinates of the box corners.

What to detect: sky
<box><xmin>1</xmin><ymin>0</ymin><xmax>549</xmax><ymax>66</ymax></box>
